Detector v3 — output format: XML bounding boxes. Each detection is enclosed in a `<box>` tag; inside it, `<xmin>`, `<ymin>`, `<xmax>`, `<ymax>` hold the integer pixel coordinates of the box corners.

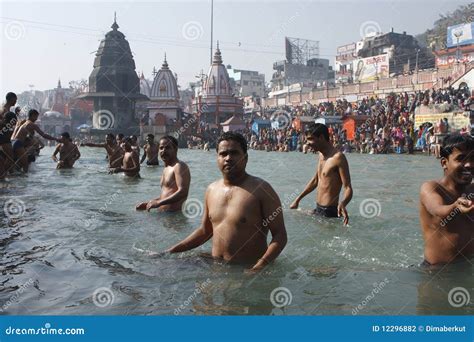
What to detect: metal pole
<box><xmin>210</xmin><ymin>0</ymin><xmax>214</xmax><ymax>65</ymax></box>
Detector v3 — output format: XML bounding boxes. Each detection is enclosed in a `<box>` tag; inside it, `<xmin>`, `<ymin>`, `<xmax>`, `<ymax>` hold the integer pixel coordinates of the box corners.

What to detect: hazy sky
<box><xmin>0</xmin><ymin>0</ymin><xmax>470</xmax><ymax>96</ymax></box>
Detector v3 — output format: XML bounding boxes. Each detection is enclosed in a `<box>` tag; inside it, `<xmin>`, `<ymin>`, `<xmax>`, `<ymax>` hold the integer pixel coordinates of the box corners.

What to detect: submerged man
<box><xmin>52</xmin><ymin>132</ymin><xmax>81</xmax><ymax>169</ymax></box>
<box><xmin>11</xmin><ymin>109</ymin><xmax>60</xmax><ymax>172</ymax></box>
<box><xmin>166</xmin><ymin>132</ymin><xmax>287</xmax><ymax>271</ymax></box>
<box><xmin>136</xmin><ymin>135</ymin><xmax>190</xmax><ymax>211</ymax></box>
<box><xmin>81</xmin><ymin>133</ymin><xmax>124</xmax><ymax>168</ymax></box>
<box><xmin>419</xmin><ymin>134</ymin><xmax>474</xmax><ymax>265</ymax></box>
<box><xmin>110</xmin><ymin>137</ymin><xmax>140</xmax><ymax>178</ymax></box>
<box><xmin>290</xmin><ymin>123</ymin><xmax>353</xmax><ymax>225</ymax></box>
<box><xmin>140</xmin><ymin>134</ymin><xmax>159</xmax><ymax>166</ymax></box>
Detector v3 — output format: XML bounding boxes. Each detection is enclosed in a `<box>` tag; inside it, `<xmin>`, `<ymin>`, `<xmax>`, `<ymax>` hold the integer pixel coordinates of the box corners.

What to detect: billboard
<box><xmin>447</xmin><ymin>22</ymin><xmax>474</xmax><ymax>48</ymax></box>
<box><xmin>353</xmin><ymin>54</ymin><xmax>389</xmax><ymax>83</ymax></box>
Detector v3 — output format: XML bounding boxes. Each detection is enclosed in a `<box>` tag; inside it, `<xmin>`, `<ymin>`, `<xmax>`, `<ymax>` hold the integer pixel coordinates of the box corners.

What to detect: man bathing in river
<box><xmin>11</xmin><ymin>109</ymin><xmax>60</xmax><ymax>172</ymax></box>
<box><xmin>290</xmin><ymin>123</ymin><xmax>353</xmax><ymax>225</ymax></box>
<box><xmin>140</xmin><ymin>134</ymin><xmax>159</xmax><ymax>166</ymax></box>
<box><xmin>81</xmin><ymin>133</ymin><xmax>124</xmax><ymax>168</ymax></box>
<box><xmin>420</xmin><ymin>134</ymin><xmax>474</xmax><ymax>266</ymax></box>
<box><xmin>52</xmin><ymin>132</ymin><xmax>80</xmax><ymax>169</ymax></box>
<box><xmin>110</xmin><ymin>137</ymin><xmax>140</xmax><ymax>178</ymax></box>
<box><xmin>166</xmin><ymin>132</ymin><xmax>287</xmax><ymax>271</ymax></box>
<box><xmin>136</xmin><ymin>135</ymin><xmax>190</xmax><ymax>212</ymax></box>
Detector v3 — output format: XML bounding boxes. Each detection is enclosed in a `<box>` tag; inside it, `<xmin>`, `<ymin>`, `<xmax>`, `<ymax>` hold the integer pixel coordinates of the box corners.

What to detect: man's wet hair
<box><xmin>117</xmin><ymin>133</ymin><xmax>124</xmax><ymax>139</ymax></box>
<box><xmin>160</xmin><ymin>135</ymin><xmax>178</xmax><ymax>149</ymax></box>
<box><xmin>147</xmin><ymin>134</ymin><xmax>154</xmax><ymax>139</ymax></box>
<box><xmin>305</xmin><ymin>123</ymin><xmax>330</xmax><ymax>142</ymax></box>
<box><xmin>6</xmin><ymin>92</ymin><xmax>16</xmax><ymax>102</ymax></box>
<box><xmin>216</xmin><ymin>131</ymin><xmax>247</xmax><ymax>154</ymax></box>
<box><xmin>106</xmin><ymin>133</ymin><xmax>115</xmax><ymax>140</ymax></box>
<box><xmin>61</xmin><ymin>132</ymin><xmax>71</xmax><ymax>141</ymax></box>
<box><xmin>440</xmin><ymin>134</ymin><xmax>474</xmax><ymax>159</ymax></box>
<box><xmin>123</xmin><ymin>136</ymin><xmax>132</xmax><ymax>144</ymax></box>
<box><xmin>130</xmin><ymin>135</ymin><xmax>137</xmax><ymax>141</ymax></box>
<box><xmin>28</xmin><ymin>109</ymin><xmax>39</xmax><ymax>119</ymax></box>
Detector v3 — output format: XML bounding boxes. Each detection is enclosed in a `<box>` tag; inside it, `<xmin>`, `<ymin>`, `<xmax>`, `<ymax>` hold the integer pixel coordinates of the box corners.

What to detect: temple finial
<box><xmin>111</xmin><ymin>12</ymin><xmax>119</xmax><ymax>31</ymax></box>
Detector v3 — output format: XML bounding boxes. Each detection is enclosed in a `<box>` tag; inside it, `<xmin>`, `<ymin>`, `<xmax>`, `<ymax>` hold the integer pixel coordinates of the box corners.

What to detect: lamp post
<box><xmin>454</xmin><ymin>30</ymin><xmax>462</xmax><ymax>64</ymax></box>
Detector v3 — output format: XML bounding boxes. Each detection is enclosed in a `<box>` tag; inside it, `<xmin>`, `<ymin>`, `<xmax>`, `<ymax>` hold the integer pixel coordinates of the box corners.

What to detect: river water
<box><xmin>1</xmin><ymin>147</ymin><xmax>472</xmax><ymax>315</ymax></box>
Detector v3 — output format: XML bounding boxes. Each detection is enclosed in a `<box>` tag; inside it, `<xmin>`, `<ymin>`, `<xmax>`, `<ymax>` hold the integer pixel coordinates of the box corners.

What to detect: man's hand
<box><xmin>108</xmin><ymin>167</ymin><xmax>121</xmax><ymax>174</ymax></box>
<box><xmin>289</xmin><ymin>199</ymin><xmax>299</xmax><ymax>209</ymax></box>
<box><xmin>337</xmin><ymin>203</ymin><xmax>349</xmax><ymax>225</ymax></box>
<box><xmin>146</xmin><ymin>200</ymin><xmax>161</xmax><ymax>211</ymax></box>
<box><xmin>455</xmin><ymin>197</ymin><xmax>474</xmax><ymax>214</ymax></box>
<box><xmin>135</xmin><ymin>202</ymin><xmax>148</xmax><ymax>211</ymax></box>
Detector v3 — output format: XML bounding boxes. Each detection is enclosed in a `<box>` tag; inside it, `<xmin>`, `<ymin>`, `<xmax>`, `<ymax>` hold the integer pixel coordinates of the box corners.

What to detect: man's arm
<box><xmin>33</xmin><ymin>124</ymin><xmax>58</xmax><ymax>141</ymax></box>
<box><xmin>140</xmin><ymin>145</ymin><xmax>147</xmax><ymax>164</ymax></box>
<box><xmin>82</xmin><ymin>142</ymin><xmax>106</xmax><ymax>148</ymax></box>
<box><xmin>251</xmin><ymin>181</ymin><xmax>287</xmax><ymax>271</ymax></box>
<box><xmin>52</xmin><ymin>144</ymin><xmax>61</xmax><ymax>162</ymax></box>
<box><xmin>146</xmin><ymin>163</ymin><xmax>190</xmax><ymax>211</ymax></box>
<box><xmin>167</xmin><ymin>189</ymin><xmax>213</xmax><ymax>253</ymax></box>
<box><xmin>290</xmin><ymin>164</ymin><xmax>319</xmax><ymax>209</ymax></box>
<box><xmin>420</xmin><ymin>181</ymin><xmax>473</xmax><ymax>218</ymax></box>
<box><xmin>337</xmin><ymin>154</ymin><xmax>353</xmax><ymax>225</ymax></box>
<box><xmin>117</xmin><ymin>154</ymin><xmax>140</xmax><ymax>173</ymax></box>
<box><xmin>73</xmin><ymin>145</ymin><xmax>81</xmax><ymax>161</ymax></box>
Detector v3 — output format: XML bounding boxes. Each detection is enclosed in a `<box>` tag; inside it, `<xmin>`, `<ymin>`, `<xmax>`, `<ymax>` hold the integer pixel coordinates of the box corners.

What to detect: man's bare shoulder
<box><xmin>420</xmin><ymin>180</ymin><xmax>441</xmax><ymax>195</ymax></box>
<box><xmin>207</xmin><ymin>179</ymin><xmax>222</xmax><ymax>193</ymax></box>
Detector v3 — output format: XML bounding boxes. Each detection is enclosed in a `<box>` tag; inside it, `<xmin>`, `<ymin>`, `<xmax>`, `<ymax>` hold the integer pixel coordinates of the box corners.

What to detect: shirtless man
<box><xmin>81</xmin><ymin>133</ymin><xmax>124</xmax><ymax>168</ymax></box>
<box><xmin>290</xmin><ymin>123</ymin><xmax>353</xmax><ymax>225</ymax></box>
<box><xmin>0</xmin><ymin>92</ymin><xmax>18</xmax><ymax>176</ymax></box>
<box><xmin>52</xmin><ymin>132</ymin><xmax>81</xmax><ymax>169</ymax></box>
<box><xmin>140</xmin><ymin>134</ymin><xmax>159</xmax><ymax>166</ymax></box>
<box><xmin>11</xmin><ymin>109</ymin><xmax>60</xmax><ymax>172</ymax></box>
<box><xmin>419</xmin><ymin>134</ymin><xmax>474</xmax><ymax>265</ymax></box>
<box><xmin>136</xmin><ymin>135</ymin><xmax>190</xmax><ymax>211</ymax></box>
<box><xmin>166</xmin><ymin>132</ymin><xmax>287</xmax><ymax>271</ymax></box>
<box><xmin>130</xmin><ymin>135</ymin><xmax>140</xmax><ymax>157</ymax></box>
<box><xmin>110</xmin><ymin>137</ymin><xmax>140</xmax><ymax>177</ymax></box>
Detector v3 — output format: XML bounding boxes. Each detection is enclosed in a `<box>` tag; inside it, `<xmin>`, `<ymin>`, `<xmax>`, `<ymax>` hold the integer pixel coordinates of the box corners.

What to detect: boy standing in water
<box><xmin>52</xmin><ymin>132</ymin><xmax>81</xmax><ymax>169</ymax></box>
<box><xmin>419</xmin><ymin>134</ymin><xmax>474</xmax><ymax>265</ymax></box>
<box><xmin>110</xmin><ymin>137</ymin><xmax>140</xmax><ymax>178</ymax></box>
<box><xmin>140</xmin><ymin>134</ymin><xmax>159</xmax><ymax>166</ymax></box>
<box><xmin>290</xmin><ymin>123</ymin><xmax>353</xmax><ymax>225</ymax></box>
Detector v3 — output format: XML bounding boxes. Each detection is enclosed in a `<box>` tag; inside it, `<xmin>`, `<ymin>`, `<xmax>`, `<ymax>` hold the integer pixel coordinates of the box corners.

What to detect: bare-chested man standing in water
<box><xmin>52</xmin><ymin>132</ymin><xmax>81</xmax><ymax>169</ymax></box>
<box><xmin>110</xmin><ymin>137</ymin><xmax>140</xmax><ymax>177</ymax></box>
<box><xmin>81</xmin><ymin>133</ymin><xmax>124</xmax><ymax>168</ymax></box>
<box><xmin>136</xmin><ymin>135</ymin><xmax>190</xmax><ymax>211</ymax></box>
<box><xmin>165</xmin><ymin>132</ymin><xmax>287</xmax><ymax>271</ymax></box>
<box><xmin>290</xmin><ymin>123</ymin><xmax>353</xmax><ymax>225</ymax></box>
<box><xmin>140</xmin><ymin>134</ymin><xmax>159</xmax><ymax>166</ymax></box>
<box><xmin>419</xmin><ymin>134</ymin><xmax>474</xmax><ymax>266</ymax></box>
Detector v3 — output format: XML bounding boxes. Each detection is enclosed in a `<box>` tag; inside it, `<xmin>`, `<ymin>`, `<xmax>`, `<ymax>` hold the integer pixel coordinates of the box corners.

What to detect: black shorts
<box><xmin>146</xmin><ymin>160</ymin><xmax>159</xmax><ymax>166</ymax></box>
<box><xmin>313</xmin><ymin>204</ymin><xmax>338</xmax><ymax>218</ymax></box>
